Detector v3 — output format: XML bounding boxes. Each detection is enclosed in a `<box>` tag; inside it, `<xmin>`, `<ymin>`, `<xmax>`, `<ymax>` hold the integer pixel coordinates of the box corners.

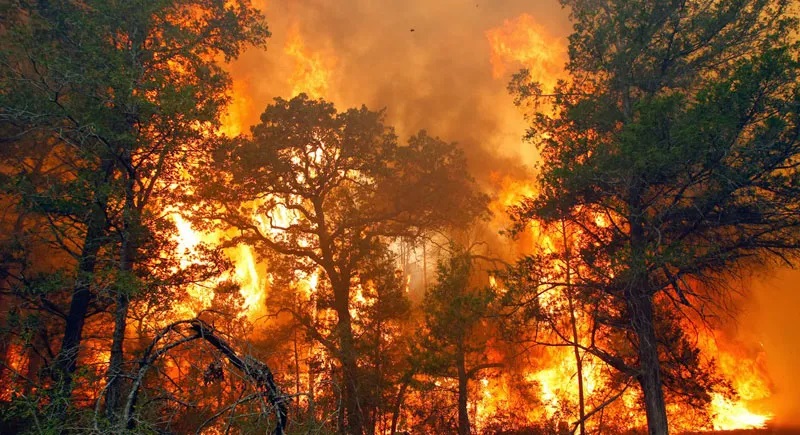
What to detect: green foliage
<box><xmin>0</xmin><ymin>0</ymin><xmax>269</xmax><ymax>431</ymax></box>
<box><xmin>421</xmin><ymin>251</ymin><xmax>495</xmax><ymax>373</ymax></box>
<box><xmin>191</xmin><ymin>94</ymin><xmax>486</xmax><ymax>434</ymax></box>
<box><xmin>509</xmin><ymin>0</ymin><xmax>800</xmax><ymax>430</ymax></box>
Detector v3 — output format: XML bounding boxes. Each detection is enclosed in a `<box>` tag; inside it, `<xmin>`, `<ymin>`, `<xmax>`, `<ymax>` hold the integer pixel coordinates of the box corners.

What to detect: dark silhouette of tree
<box><xmin>509</xmin><ymin>0</ymin><xmax>800</xmax><ymax>433</ymax></box>
<box><xmin>418</xmin><ymin>246</ymin><xmax>502</xmax><ymax>435</ymax></box>
<box><xmin>1</xmin><ymin>0</ymin><xmax>268</xmax><ymax>425</ymax></box>
<box><xmin>193</xmin><ymin>94</ymin><xmax>487</xmax><ymax>435</ymax></box>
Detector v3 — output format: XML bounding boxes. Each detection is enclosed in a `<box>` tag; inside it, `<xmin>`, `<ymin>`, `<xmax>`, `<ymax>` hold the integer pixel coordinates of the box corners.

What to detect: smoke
<box><xmin>227</xmin><ymin>0</ymin><xmax>570</xmax><ymax>182</ymax></box>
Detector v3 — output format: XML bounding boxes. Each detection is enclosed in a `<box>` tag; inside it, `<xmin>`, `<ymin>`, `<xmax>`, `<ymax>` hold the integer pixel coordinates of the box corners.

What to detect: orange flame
<box><xmin>171</xmin><ymin>212</ymin><xmax>268</xmax><ymax>320</ymax></box>
<box><xmin>478</xmin><ymin>170</ymin><xmax>777</xmax><ymax>432</ymax></box>
<box><xmin>284</xmin><ymin>24</ymin><xmax>336</xmax><ymax>99</ymax></box>
<box><xmin>486</xmin><ymin>14</ymin><xmax>566</xmax><ymax>92</ymax></box>
<box><xmin>156</xmin><ymin>10</ymin><xmax>777</xmax><ymax>432</ymax></box>
<box><xmin>219</xmin><ymin>79</ymin><xmax>252</xmax><ymax>137</ymax></box>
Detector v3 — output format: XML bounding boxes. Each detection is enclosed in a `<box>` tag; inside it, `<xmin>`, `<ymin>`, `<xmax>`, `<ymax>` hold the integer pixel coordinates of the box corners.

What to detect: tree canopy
<box><xmin>509</xmin><ymin>0</ymin><xmax>800</xmax><ymax>433</ymax></box>
<box><xmin>1</xmin><ymin>0</ymin><xmax>268</xmax><ymax>427</ymax></box>
<box><xmin>192</xmin><ymin>94</ymin><xmax>488</xmax><ymax>434</ymax></box>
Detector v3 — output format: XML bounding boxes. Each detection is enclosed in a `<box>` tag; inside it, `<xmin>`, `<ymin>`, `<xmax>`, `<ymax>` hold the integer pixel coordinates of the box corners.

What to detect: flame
<box><xmin>711</xmin><ymin>393</ymin><xmax>771</xmax><ymax>430</ymax></box>
<box><xmin>160</xmin><ymin>19</ymin><xmax>340</xmax><ymax>335</ymax></box>
<box><xmin>171</xmin><ymin>212</ymin><xmax>268</xmax><ymax>319</ymax></box>
<box><xmin>483</xmin><ymin>20</ymin><xmax>775</xmax><ymax>432</ymax></box>
<box><xmin>479</xmin><ymin>174</ymin><xmax>777</xmax><ymax>432</ymax></box>
<box><xmin>219</xmin><ymin>79</ymin><xmax>252</xmax><ymax>137</ymax></box>
<box><xmin>233</xmin><ymin>244</ymin><xmax>266</xmax><ymax>313</ymax></box>
<box><xmin>702</xmin><ymin>334</ymin><xmax>773</xmax><ymax>430</ymax></box>
<box><xmin>32</xmin><ymin>8</ymin><xmax>776</xmax><ymax>433</ymax></box>
<box><xmin>284</xmin><ymin>23</ymin><xmax>335</xmax><ymax>99</ymax></box>
<box><xmin>485</xmin><ymin>14</ymin><xmax>567</xmax><ymax>92</ymax></box>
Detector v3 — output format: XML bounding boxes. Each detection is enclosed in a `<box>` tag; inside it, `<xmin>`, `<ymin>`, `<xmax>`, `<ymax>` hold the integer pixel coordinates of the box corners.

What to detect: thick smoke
<box><xmin>227</xmin><ymin>0</ymin><xmax>570</xmax><ymax>181</ymax></box>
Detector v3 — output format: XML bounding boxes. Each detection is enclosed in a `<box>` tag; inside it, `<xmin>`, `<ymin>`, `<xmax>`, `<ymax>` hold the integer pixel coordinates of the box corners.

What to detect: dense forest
<box><xmin>1</xmin><ymin>0</ymin><xmax>799</xmax><ymax>434</ymax></box>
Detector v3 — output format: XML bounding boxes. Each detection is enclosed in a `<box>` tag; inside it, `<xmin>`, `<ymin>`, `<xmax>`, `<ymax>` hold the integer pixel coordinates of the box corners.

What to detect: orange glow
<box><xmin>284</xmin><ymin>24</ymin><xmax>335</xmax><ymax>99</ymax></box>
<box><xmin>233</xmin><ymin>244</ymin><xmax>267</xmax><ymax>314</ymax></box>
<box><xmin>163</xmin><ymin>21</ymin><xmax>339</xmax><ymax>324</ymax></box>
<box><xmin>480</xmin><ymin>172</ymin><xmax>776</xmax><ymax>432</ymax></box>
<box><xmin>219</xmin><ymin>79</ymin><xmax>252</xmax><ymax>137</ymax></box>
<box><xmin>486</xmin><ymin>14</ymin><xmax>567</xmax><ymax>92</ymax></box>
<box><xmin>711</xmin><ymin>393</ymin><xmax>771</xmax><ymax>430</ymax></box>
<box><xmin>171</xmin><ymin>212</ymin><xmax>268</xmax><ymax>320</ymax></box>
<box><xmin>701</xmin><ymin>334</ymin><xmax>773</xmax><ymax>430</ymax></box>
<box><xmin>39</xmin><ymin>7</ymin><xmax>778</xmax><ymax>433</ymax></box>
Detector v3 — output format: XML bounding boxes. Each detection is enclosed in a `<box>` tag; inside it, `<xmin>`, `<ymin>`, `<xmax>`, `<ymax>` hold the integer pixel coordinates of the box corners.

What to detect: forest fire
<box><xmin>486</xmin><ymin>13</ymin><xmax>566</xmax><ymax>92</ymax></box>
<box><xmin>2</xmin><ymin>1</ymin><xmax>799</xmax><ymax>434</ymax></box>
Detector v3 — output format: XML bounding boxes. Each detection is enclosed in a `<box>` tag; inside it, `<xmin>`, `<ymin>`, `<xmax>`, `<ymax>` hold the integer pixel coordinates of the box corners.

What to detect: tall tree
<box><xmin>419</xmin><ymin>247</ymin><xmax>501</xmax><ymax>435</ymax></box>
<box><xmin>0</xmin><ymin>0</ymin><xmax>269</xmax><ymax>423</ymax></box>
<box><xmin>193</xmin><ymin>94</ymin><xmax>487</xmax><ymax>435</ymax></box>
<box><xmin>509</xmin><ymin>0</ymin><xmax>800</xmax><ymax>433</ymax></box>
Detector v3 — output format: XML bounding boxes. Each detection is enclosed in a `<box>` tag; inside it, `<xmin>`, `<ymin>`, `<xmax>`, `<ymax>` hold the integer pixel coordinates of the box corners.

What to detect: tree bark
<box><xmin>389</xmin><ymin>371</ymin><xmax>412</xmax><ymax>435</ymax></box>
<box><xmin>105</xmin><ymin>292</ymin><xmax>130</xmax><ymax>421</ymax></box>
<box><xmin>562</xmin><ymin>220</ymin><xmax>586</xmax><ymax>435</ymax></box>
<box><xmin>105</xmin><ymin>162</ymin><xmax>137</xmax><ymax>422</ymax></box>
<box><xmin>627</xmin><ymin>190</ymin><xmax>669</xmax><ymax>435</ymax></box>
<box><xmin>53</xmin><ymin>158</ymin><xmax>113</xmax><ymax>405</ymax></box>
<box><xmin>334</xmin><ymin>287</ymin><xmax>364</xmax><ymax>435</ymax></box>
<box><xmin>628</xmin><ymin>290</ymin><xmax>669</xmax><ymax>434</ymax></box>
<box><xmin>456</xmin><ymin>340</ymin><xmax>470</xmax><ymax>435</ymax></box>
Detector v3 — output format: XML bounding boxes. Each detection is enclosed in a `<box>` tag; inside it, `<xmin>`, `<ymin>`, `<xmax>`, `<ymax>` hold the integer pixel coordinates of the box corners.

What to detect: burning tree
<box><xmin>416</xmin><ymin>246</ymin><xmax>502</xmax><ymax>435</ymax></box>
<box><xmin>508</xmin><ymin>0</ymin><xmax>800</xmax><ymax>433</ymax></box>
<box><xmin>192</xmin><ymin>94</ymin><xmax>488</xmax><ymax>434</ymax></box>
<box><xmin>0</xmin><ymin>0</ymin><xmax>268</xmax><ymax>428</ymax></box>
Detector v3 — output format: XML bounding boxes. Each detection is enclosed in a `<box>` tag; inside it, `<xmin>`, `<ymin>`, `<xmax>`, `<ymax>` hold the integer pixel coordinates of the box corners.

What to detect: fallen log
<box><xmin>122</xmin><ymin>318</ymin><xmax>287</xmax><ymax>434</ymax></box>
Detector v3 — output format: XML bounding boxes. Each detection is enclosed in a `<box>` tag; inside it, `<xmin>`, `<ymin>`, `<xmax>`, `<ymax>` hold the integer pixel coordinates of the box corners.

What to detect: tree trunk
<box><xmin>105</xmin><ymin>292</ymin><xmax>130</xmax><ymax>421</ymax></box>
<box><xmin>562</xmin><ymin>220</ymin><xmax>586</xmax><ymax>435</ymax></box>
<box><xmin>105</xmin><ymin>169</ymin><xmax>137</xmax><ymax>422</ymax></box>
<box><xmin>52</xmin><ymin>214</ymin><xmax>105</xmax><ymax>411</ymax></box>
<box><xmin>389</xmin><ymin>372</ymin><xmax>412</xmax><ymax>435</ymax></box>
<box><xmin>456</xmin><ymin>341</ymin><xmax>470</xmax><ymax>435</ymax></box>
<box><xmin>628</xmin><ymin>290</ymin><xmax>668</xmax><ymax>434</ymax></box>
<box><xmin>24</xmin><ymin>341</ymin><xmax>43</xmax><ymax>396</ymax></box>
<box><xmin>334</xmin><ymin>282</ymin><xmax>364</xmax><ymax>435</ymax></box>
<box><xmin>627</xmin><ymin>192</ymin><xmax>669</xmax><ymax>435</ymax></box>
<box><xmin>53</xmin><ymin>157</ymin><xmax>112</xmax><ymax>405</ymax></box>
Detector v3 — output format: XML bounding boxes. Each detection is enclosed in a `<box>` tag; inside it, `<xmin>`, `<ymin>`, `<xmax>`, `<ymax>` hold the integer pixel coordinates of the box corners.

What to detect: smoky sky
<box><xmin>227</xmin><ymin>0</ymin><xmax>570</xmax><ymax>182</ymax></box>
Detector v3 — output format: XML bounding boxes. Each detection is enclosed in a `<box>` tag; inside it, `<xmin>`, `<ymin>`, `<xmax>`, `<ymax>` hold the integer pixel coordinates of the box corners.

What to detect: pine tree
<box><xmin>509</xmin><ymin>1</ymin><xmax>800</xmax><ymax>432</ymax></box>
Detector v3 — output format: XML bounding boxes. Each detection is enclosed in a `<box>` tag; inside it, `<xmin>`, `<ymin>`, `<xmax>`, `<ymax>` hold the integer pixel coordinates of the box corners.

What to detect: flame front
<box><xmin>486</xmin><ymin>13</ymin><xmax>566</xmax><ymax>92</ymax></box>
